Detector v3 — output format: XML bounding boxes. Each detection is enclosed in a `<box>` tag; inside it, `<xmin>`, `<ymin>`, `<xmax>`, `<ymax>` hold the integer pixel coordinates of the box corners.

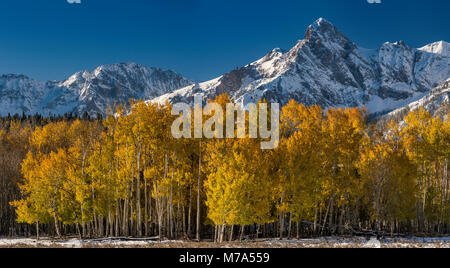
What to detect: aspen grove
<box><xmin>1</xmin><ymin>94</ymin><xmax>449</xmax><ymax>241</ymax></box>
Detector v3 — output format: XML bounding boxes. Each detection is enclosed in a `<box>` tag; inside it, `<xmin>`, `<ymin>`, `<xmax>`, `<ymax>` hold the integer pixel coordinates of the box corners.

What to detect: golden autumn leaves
<box><xmin>8</xmin><ymin>95</ymin><xmax>450</xmax><ymax>239</ymax></box>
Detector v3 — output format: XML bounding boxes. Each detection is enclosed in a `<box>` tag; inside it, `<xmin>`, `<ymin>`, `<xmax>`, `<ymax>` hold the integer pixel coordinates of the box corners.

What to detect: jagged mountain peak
<box><xmin>381</xmin><ymin>41</ymin><xmax>412</xmax><ymax>50</ymax></box>
<box><xmin>303</xmin><ymin>18</ymin><xmax>356</xmax><ymax>59</ymax></box>
<box><xmin>307</xmin><ymin>17</ymin><xmax>333</xmax><ymax>32</ymax></box>
<box><xmin>153</xmin><ymin>19</ymin><xmax>449</xmax><ymax>118</ymax></box>
<box><xmin>419</xmin><ymin>41</ymin><xmax>450</xmax><ymax>57</ymax></box>
<box><xmin>305</xmin><ymin>18</ymin><xmax>351</xmax><ymax>43</ymax></box>
<box><xmin>93</xmin><ymin>62</ymin><xmax>153</xmax><ymax>74</ymax></box>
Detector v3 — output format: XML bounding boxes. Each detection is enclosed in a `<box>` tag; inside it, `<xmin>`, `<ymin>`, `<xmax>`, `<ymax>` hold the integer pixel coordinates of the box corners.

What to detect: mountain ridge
<box><xmin>0</xmin><ymin>63</ymin><xmax>194</xmax><ymax>116</ymax></box>
<box><xmin>0</xmin><ymin>18</ymin><xmax>448</xmax><ymax>117</ymax></box>
<box><xmin>153</xmin><ymin>18</ymin><xmax>449</xmax><ymax>117</ymax></box>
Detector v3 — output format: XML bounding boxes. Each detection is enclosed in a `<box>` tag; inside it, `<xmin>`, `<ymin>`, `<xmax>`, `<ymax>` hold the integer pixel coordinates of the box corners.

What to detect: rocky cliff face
<box><xmin>153</xmin><ymin>18</ymin><xmax>449</xmax><ymax>116</ymax></box>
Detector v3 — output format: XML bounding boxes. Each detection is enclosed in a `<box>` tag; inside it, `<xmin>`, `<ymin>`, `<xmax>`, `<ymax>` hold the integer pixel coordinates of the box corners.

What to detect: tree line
<box><xmin>1</xmin><ymin>95</ymin><xmax>449</xmax><ymax>241</ymax></box>
<box><xmin>0</xmin><ymin>113</ymin><xmax>100</xmax><ymax>236</ymax></box>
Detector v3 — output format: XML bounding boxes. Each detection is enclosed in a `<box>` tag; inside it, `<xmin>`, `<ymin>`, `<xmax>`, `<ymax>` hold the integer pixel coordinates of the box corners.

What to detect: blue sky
<box><xmin>0</xmin><ymin>0</ymin><xmax>449</xmax><ymax>82</ymax></box>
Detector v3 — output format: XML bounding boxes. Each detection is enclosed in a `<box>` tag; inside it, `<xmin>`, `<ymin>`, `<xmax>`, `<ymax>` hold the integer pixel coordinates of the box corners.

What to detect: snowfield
<box><xmin>0</xmin><ymin>237</ymin><xmax>448</xmax><ymax>248</ymax></box>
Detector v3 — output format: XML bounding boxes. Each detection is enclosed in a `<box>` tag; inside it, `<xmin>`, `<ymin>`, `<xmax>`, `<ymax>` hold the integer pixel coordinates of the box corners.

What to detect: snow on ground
<box><xmin>0</xmin><ymin>237</ymin><xmax>448</xmax><ymax>248</ymax></box>
<box><xmin>255</xmin><ymin>237</ymin><xmax>450</xmax><ymax>248</ymax></box>
<box><xmin>0</xmin><ymin>237</ymin><xmax>186</xmax><ymax>248</ymax></box>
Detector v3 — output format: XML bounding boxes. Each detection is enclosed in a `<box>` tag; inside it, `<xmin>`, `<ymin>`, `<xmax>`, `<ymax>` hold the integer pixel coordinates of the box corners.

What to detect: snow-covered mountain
<box><xmin>1</xmin><ymin>18</ymin><xmax>448</xmax><ymax>118</ymax></box>
<box><xmin>387</xmin><ymin>78</ymin><xmax>449</xmax><ymax>120</ymax></box>
<box><xmin>419</xmin><ymin>41</ymin><xmax>450</xmax><ymax>57</ymax></box>
<box><xmin>153</xmin><ymin>18</ymin><xmax>449</xmax><ymax>116</ymax></box>
<box><xmin>0</xmin><ymin>63</ymin><xmax>194</xmax><ymax>116</ymax></box>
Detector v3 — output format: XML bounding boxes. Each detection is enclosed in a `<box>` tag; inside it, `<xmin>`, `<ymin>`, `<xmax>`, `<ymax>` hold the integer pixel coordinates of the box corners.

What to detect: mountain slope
<box><xmin>153</xmin><ymin>18</ymin><xmax>449</xmax><ymax>116</ymax></box>
<box><xmin>419</xmin><ymin>41</ymin><xmax>450</xmax><ymax>57</ymax></box>
<box><xmin>387</xmin><ymin>78</ymin><xmax>450</xmax><ymax>120</ymax></box>
<box><xmin>0</xmin><ymin>63</ymin><xmax>194</xmax><ymax>116</ymax></box>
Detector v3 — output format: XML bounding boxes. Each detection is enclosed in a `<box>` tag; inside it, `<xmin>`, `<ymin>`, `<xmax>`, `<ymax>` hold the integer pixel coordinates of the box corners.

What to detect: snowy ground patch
<box><xmin>0</xmin><ymin>237</ymin><xmax>448</xmax><ymax>248</ymax></box>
